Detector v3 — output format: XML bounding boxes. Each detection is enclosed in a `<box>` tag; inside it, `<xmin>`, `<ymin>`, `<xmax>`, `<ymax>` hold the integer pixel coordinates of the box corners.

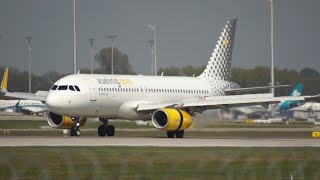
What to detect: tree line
<box><xmin>0</xmin><ymin>47</ymin><xmax>319</xmax><ymax>98</ymax></box>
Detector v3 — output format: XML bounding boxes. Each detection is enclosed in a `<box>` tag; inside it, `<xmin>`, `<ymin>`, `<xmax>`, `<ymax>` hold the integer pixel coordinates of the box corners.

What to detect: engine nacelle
<box><xmin>152</xmin><ymin>108</ymin><xmax>192</xmax><ymax>131</ymax></box>
<box><xmin>47</xmin><ymin>111</ymin><xmax>87</xmax><ymax>129</ymax></box>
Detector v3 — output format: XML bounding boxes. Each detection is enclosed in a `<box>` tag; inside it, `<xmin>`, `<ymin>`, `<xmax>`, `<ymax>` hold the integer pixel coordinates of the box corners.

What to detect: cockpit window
<box><xmin>58</xmin><ymin>85</ymin><xmax>68</xmax><ymax>90</ymax></box>
<box><xmin>69</xmin><ymin>86</ymin><xmax>75</xmax><ymax>91</ymax></box>
<box><xmin>51</xmin><ymin>85</ymin><xmax>58</xmax><ymax>90</ymax></box>
<box><xmin>74</xmin><ymin>86</ymin><xmax>80</xmax><ymax>91</ymax></box>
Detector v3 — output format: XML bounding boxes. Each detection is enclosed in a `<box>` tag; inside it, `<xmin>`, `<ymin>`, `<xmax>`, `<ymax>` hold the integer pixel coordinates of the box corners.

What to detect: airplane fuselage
<box><xmin>46</xmin><ymin>74</ymin><xmax>235</xmax><ymax>119</ymax></box>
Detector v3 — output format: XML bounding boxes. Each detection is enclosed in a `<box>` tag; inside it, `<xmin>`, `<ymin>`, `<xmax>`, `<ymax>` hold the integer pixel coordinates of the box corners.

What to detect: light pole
<box><xmin>89</xmin><ymin>38</ymin><xmax>95</xmax><ymax>74</ymax></box>
<box><xmin>107</xmin><ymin>35</ymin><xmax>117</xmax><ymax>74</ymax></box>
<box><xmin>267</xmin><ymin>0</ymin><xmax>275</xmax><ymax>118</ymax></box>
<box><xmin>146</xmin><ymin>25</ymin><xmax>157</xmax><ymax>76</ymax></box>
<box><xmin>25</xmin><ymin>36</ymin><xmax>32</xmax><ymax>93</ymax></box>
<box><xmin>73</xmin><ymin>0</ymin><xmax>77</xmax><ymax>74</ymax></box>
<box><xmin>267</xmin><ymin>0</ymin><xmax>274</xmax><ymax>95</ymax></box>
<box><xmin>148</xmin><ymin>40</ymin><xmax>155</xmax><ymax>75</ymax></box>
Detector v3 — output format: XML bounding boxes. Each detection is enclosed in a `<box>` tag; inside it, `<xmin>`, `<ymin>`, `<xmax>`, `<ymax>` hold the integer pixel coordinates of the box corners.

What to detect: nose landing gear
<box><xmin>70</xmin><ymin>117</ymin><xmax>81</xmax><ymax>136</ymax></box>
<box><xmin>98</xmin><ymin>118</ymin><xmax>115</xmax><ymax>137</ymax></box>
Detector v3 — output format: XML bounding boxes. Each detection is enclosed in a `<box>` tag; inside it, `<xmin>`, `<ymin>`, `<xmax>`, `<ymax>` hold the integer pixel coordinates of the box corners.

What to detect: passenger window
<box><xmin>51</xmin><ymin>85</ymin><xmax>58</xmax><ymax>90</ymax></box>
<box><xmin>74</xmin><ymin>86</ymin><xmax>80</xmax><ymax>91</ymax></box>
<box><xmin>58</xmin><ymin>85</ymin><xmax>68</xmax><ymax>90</ymax></box>
<box><xmin>69</xmin><ymin>86</ymin><xmax>75</xmax><ymax>91</ymax></box>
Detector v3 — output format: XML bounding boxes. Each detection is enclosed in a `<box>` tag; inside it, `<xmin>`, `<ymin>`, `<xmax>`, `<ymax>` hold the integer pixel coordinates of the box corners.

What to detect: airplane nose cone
<box><xmin>46</xmin><ymin>93</ymin><xmax>64</xmax><ymax>113</ymax></box>
<box><xmin>45</xmin><ymin>94</ymin><xmax>57</xmax><ymax>109</ymax></box>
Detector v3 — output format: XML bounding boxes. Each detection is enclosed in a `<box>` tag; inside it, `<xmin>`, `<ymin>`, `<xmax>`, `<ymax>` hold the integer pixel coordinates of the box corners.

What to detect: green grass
<box><xmin>0</xmin><ymin>147</ymin><xmax>319</xmax><ymax>179</ymax></box>
<box><xmin>204</xmin><ymin>121</ymin><xmax>315</xmax><ymax>128</ymax></box>
<box><xmin>0</xmin><ymin>120</ymin><xmax>48</xmax><ymax>129</ymax></box>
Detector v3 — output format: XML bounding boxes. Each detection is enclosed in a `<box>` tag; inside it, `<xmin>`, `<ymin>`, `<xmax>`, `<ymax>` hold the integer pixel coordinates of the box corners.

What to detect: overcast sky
<box><xmin>0</xmin><ymin>0</ymin><xmax>319</xmax><ymax>75</ymax></box>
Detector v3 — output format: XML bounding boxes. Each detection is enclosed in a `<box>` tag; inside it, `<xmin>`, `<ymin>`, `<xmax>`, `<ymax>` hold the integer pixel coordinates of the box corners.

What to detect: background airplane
<box><xmin>0</xmin><ymin>68</ymin><xmax>46</xmax><ymax>114</ymax></box>
<box><xmin>279</xmin><ymin>83</ymin><xmax>303</xmax><ymax>110</ymax></box>
<box><xmin>0</xmin><ymin>99</ymin><xmax>46</xmax><ymax>114</ymax></box>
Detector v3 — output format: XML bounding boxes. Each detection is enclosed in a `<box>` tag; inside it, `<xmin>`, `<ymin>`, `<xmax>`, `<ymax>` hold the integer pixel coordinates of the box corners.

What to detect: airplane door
<box><xmin>90</xmin><ymin>87</ymin><xmax>97</xmax><ymax>101</ymax></box>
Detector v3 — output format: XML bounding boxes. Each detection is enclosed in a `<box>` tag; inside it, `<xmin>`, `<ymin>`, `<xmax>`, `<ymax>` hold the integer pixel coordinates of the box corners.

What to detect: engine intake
<box><xmin>152</xmin><ymin>108</ymin><xmax>192</xmax><ymax>131</ymax></box>
<box><xmin>47</xmin><ymin>111</ymin><xmax>87</xmax><ymax>129</ymax></box>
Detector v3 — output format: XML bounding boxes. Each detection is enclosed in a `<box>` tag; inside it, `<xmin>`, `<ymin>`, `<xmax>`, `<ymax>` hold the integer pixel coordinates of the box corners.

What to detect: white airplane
<box><xmin>291</xmin><ymin>102</ymin><xmax>320</xmax><ymax>112</ymax></box>
<box><xmin>0</xmin><ymin>71</ymin><xmax>47</xmax><ymax>114</ymax></box>
<box><xmin>1</xmin><ymin>19</ymin><xmax>318</xmax><ymax>138</ymax></box>
<box><xmin>0</xmin><ymin>99</ymin><xmax>46</xmax><ymax>114</ymax></box>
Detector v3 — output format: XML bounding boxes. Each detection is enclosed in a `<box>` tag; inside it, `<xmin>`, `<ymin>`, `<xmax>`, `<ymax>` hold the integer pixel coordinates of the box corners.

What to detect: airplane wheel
<box><xmin>98</xmin><ymin>125</ymin><xmax>107</xmax><ymax>137</ymax></box>
<box><xmin>70</xmin><ymin>129</ymin><xmax>76</xmax><ymax>136</ymax></box>
<box><xmin>76</xmin><ymin>129</ymin><xmax>81</xmax><ymax>136</ymax></box>
<box><xmin>176</xmin><ymin>130</ymin><xmax>184</xmax><ymax>138</ymax></box>
<box><xmin>106</xmin><ymin>125</ymin><xmax>115</xmax><ymax>136</ymax></box>
<box><xmin>167</xmin><ymin>131</ymin><xmax>175</xmax><ymax>138</ymax></box>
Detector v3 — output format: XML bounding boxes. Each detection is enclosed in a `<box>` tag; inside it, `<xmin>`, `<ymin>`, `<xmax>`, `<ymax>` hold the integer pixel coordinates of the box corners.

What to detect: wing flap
<box><xmin>224</xmin><ymin>85</ymin><xmax>290</xmax><ymax>94</ymax></box>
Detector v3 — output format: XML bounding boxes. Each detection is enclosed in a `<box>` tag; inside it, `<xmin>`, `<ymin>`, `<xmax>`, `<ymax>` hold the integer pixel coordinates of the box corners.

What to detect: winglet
<box><xmin>1</xmin><ymin>68</ymin><xmax>8</xmax><ymax>93</ymax></box>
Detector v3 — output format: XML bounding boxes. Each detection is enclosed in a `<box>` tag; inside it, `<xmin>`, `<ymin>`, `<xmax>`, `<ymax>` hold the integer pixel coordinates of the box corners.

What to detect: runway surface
<box><xmin>0</xmin><ymin>137</ymin><xmax>319</xmax><ymax>147</ymax></box>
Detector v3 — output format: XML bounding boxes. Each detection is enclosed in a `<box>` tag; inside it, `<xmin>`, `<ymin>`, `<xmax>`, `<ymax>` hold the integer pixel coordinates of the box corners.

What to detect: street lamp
<box><xmin>148</xmin><ymin>40</ymin><xmax>155</xmax><ymax>75</ymax></box>
<box><xmin>73</xmin><ymin>0</ymin><xmax>77</xmax><ymax>74</ymax></box>
<box><xmin>25</xmin><ymin>36</ymin><xmax>32</xmax><ymax>93</ymax></box>
<box><xmin>146</xmin><ymin>25</ymin><xmax>157</xmax><ymax>76</ymax></box>
<box><xmin>267</xmin><ymin>0</ymin><xmax>274</xmax><ymax>95</ymax></box>
<box><xmin>107</xmin><ymin>35</ymin><xmax>118</xmax><ymax>75</ymax></box>
<box><xmin>89</xmin><ymin>38</ymin><xmax>95</xmax><ymax>74</ymax></box>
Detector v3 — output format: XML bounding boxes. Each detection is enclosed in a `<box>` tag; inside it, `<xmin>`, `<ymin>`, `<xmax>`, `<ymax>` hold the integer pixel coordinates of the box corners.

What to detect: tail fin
<box><xmin>290</xmin><ymin>83</ymin><xmax>303</xmax><ymax>97</ymax></box>
<box><xmin>1</xmin><ymin>68</ymin><xmax>8</xmax><ymax>93</ymax></box>
<box><xmin>199</xmin><ymin>18</ymin><xmax>237</xmax><ymax>80</ymax></box>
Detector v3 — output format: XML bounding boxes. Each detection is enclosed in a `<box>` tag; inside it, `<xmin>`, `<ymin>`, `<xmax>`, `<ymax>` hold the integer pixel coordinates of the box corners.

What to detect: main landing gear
<box><xmin>98</xmin><ymin>118</ymin><xmax>115</xmax><ymax>137</ymax></box>
<box><xmin>167</xmin><ymin>130</ymin><xmax>184</xmax><ymax>138</ymax></box>
<box><xmin>70</xmin><ymin>117</ymin><xmax>81</xmax><ymax>136</ymax></box>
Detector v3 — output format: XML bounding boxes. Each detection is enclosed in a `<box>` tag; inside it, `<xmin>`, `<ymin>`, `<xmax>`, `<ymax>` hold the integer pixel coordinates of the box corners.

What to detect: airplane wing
<box><xmin>3</xmin><ymin>92</ymin><xmax>47</xmax><ymax>102</ymax></box>
<box><xmin>1</xmin><ymin>68</ymin><xmax>47</xmax><ymax>102</ymax></box>
<box><xmin>137</xmin><ymin>93</ymin><xmax>311</xmax><ymax>114</ymax></box>
<box><xmin>224</xmin><ymin>85</ymin><xmax>290</xmax><ymax>94</ymax></box>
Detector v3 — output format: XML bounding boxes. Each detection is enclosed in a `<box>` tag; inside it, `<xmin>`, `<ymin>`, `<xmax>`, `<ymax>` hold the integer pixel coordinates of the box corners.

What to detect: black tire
<box><xmin>70</xmin><ymin>129</ymin><xmax>76</xmax><ymax>136</ymax></box>
<box><xmin>106</xmin><ymin>125</ymin><xmax>115</xmax><ymax>136</ymax></box>
<box><xmin>176</xmin><ymin>130</ymin><xmax>184</xmax><ymax>138</ymax></box>
<box><xmin>167</xmin><ymin>131</ymin><xmax>175</xmax><ymax>138</ymax></box>
<box><xmin>98</xmin><ymin>125</ymin><xmax>107</xmax><ymax>137</ymax></box>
